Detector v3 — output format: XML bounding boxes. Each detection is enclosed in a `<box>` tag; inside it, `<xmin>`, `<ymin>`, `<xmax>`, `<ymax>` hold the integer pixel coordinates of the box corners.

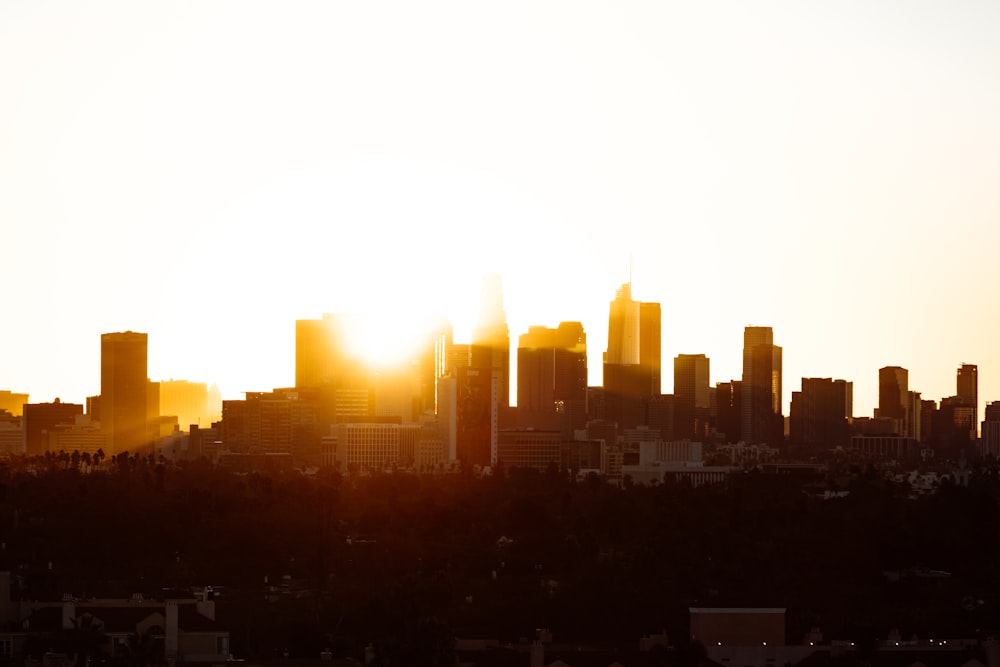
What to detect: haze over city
<box><xmin>6</xmin><ymin>5</ymin><xmax>1000</xmax><ymax>665</ymax></box>
<box><xmin>3</xmin><ymin>2</ymin><xmax>1000</xmax><ymax>420</ymax></box>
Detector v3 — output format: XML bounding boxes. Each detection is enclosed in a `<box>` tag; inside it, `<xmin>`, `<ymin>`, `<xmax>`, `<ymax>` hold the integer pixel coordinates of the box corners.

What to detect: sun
<box><xmin>341</xmin><ymin>312</ymin><xmax>443</xmax><ymax>369</ymax></box>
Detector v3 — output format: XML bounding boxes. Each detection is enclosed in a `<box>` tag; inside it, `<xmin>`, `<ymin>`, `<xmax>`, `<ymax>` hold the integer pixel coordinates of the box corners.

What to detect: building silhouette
<box><xmin>982</xmin><ymin>401</ymin><xmax>1000</xmax><ymax>458</ymax></box>
<box><xmin>23</xmin><ymin>399</ymin><xmax>84</xmax><ymax>456</ymax></box>
<box><xmin>295</xmin><ymin>313</ymin><xmax>367</xmax><ymax>390</ymax></box>
<box><xmin>957</xmin><ymin>363</ymin><xmax>978</xmax><ymax>439</ymax></box>
<box><xmin>603</xmin><ymin>283</ymin><xmax>661</xmax><ymax>430</ymax></box>
<box><xmin>471</xmin><ymin>274</ymin><xmax>510</xmax><ymax>409</ymax></box>
<box><xmin>789</xmin><ymin>378</ymin><xmax>852</xmax><ymax>447</ymax></box>
<box><xmin>875</xmin><ymin>366</ymin><xmax>924</xmax><ymax>439</ymax></box>
<box><xmin>715</xmin><ymin>381</ymin><xmax>742</xmax><ymax>443</ymax></box>
<box><xmin>674</xmin><ymin>354</ymin><xmax>710</xmax><ymax>440</ymax></box>
<box><xmin>877</xmin><ymin>366</ymin><xmax>908</xmax><ymax>421</ymax></box>
<box><xmin>935</xmin><ymin>395</ymin><xmax>976</xmax><ymax>451</ymax></box>
<box><xmin>101</xmin><ymin>331</ymin><xmax>149</xmax><ymax>454</ymax></box>
<box><xmin>221</xmin><ymin>387</ymin><xmax>321</xmax><ymax>461</ymax></box>
<box><xmin>418</xmin><ymin>315</ymin><xmax>453</xmax><ymax>416</ymax></box>
<box><xmin>741</xmin><ymin>327</ymin><xmax>782</xmax><ymax>445</ymax></box>
<box><xmin>453</xmin><ymin>366</ymin><xmax>498</xmax><ymax>468</ymax></box>
<box><xmin>516</xmin><ymin>322</ymin><xmax>587</xmax><ymax>432</ymax></box>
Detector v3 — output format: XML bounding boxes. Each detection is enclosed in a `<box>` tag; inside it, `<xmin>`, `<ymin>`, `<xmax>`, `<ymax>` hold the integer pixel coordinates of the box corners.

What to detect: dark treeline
<box><xmin>2</xmin><ymin>456</ymin><xmax>1000</xmax><ymax>662</ymax></box>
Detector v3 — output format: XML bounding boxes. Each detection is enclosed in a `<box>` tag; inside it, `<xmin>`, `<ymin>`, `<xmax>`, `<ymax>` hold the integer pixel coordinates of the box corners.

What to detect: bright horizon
<box><xmin>2</xmin><ymin>2</ymin><xmax>999</xmax><ymax>423</ymax></box>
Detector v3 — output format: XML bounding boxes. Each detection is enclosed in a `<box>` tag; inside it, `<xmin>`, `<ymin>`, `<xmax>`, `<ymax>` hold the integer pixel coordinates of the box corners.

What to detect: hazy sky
<box><xmin>2</xmin><ymin>1</ymin><xmax>999</xmax><ymax>421</ymax></box>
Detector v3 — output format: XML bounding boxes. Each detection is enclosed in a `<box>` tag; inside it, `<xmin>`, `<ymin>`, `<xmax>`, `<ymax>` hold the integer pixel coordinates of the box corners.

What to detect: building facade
<box><xmin>101</xmin><ymin>331</ymin><xmax>150</xmax><ymax>454</ymax></box>
<box><xmin>517</xmin><ymin>322</ymin><xmax>588</xmax><ymax>431</ymax></box>
<box><xmin>603</xmin><ymin>283</ymin><xmax>662</xmax><ymax>430</ymax></box>
<box><xmin>741</xmin><ymin>327</ymin><xmax>782</xmax><ymax>445</ymax></box>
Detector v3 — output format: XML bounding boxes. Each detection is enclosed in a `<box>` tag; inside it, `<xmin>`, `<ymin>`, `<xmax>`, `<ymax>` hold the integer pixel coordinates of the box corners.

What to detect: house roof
<box><xmin>23</xmin><ymin>604</ymin><xmax>223</xmax><ymax>634</ymax></box>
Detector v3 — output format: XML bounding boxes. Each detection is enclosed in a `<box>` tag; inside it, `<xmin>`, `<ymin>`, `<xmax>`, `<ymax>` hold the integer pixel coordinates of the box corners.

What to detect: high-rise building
<box><xmin>454</xmin><ymin>366</ymin><xmax>498</xmax><ymax>468</ymax></box>
<box><xmin>418</xmin><ymin>316</ymin><xmax>453</xmax><ymax>416</ymax></box>
<box><xmin>936</xmin><ymin>395</ymin><xmax>976</xmax><ymax>449</ymax></box>
<box><xmin>603</xmin><ymin>283</ymin><xmax>662</xmax><ymax>429</ymax></box>
<box><xmin>101</xmin><ymin>331</ymin><xmax>149</xmax><ymax>454</ymax></box>
<box><xmin>295</xmin><ymin>313</ymin><xmax>367</xmax><ymax>390</ymax></box>
<box><xmin>982</xmin><ymin>402</ymin><xmax>1000</xmax><ymax>458</ymax></box>
<box><xmin>674</xmin><ymin>354</ymin><xmax>710</xmax><ymax>440</ymax></box>
<box><xmin>517</xmin><ymin>322</ymin><xmax>587</xmax><ymax>431</ymax></box>
<box><xmin>471</xmin><ymin>274</ymin><xmax>510</xmax><ymax>409</ymax></box>
<box><xmin>741</xmin><ymin>327</ymin><xmax>782</xmax><ymax>445</ymax></box>
<box><xmin>788</xmin><ymin>378</ymin><xmax>852</xmax><ymax>447</ymax></box>
<box><xmin>715</xmin><ymin>381</ymin><xmax>742</xmax><ymax>443</ymax></box>
<box><xmin>877</xmin><ymin>366</ymin><xmax>908</xmax><ymax>421</ymax></box>
<box><xmin>23</xmin><ymin>399</ymin><xmax>84</xmax><ymax>456</ymax></box>
<box><xmin>957</xmin><ymin>363</ymin><xmax>978</xmax><ymax>439</ymax></box>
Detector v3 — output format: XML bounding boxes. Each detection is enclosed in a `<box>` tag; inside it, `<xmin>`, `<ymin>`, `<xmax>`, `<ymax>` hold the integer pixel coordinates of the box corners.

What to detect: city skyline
<box><xmin>2</xmin><ymin>2</ymin><xmax>999</xmax><ymax>421</ymax></box>
<box><xmin>0</xmin><ymin>293</ymin><xmax>992</xmax><ymax>434</ymax></box>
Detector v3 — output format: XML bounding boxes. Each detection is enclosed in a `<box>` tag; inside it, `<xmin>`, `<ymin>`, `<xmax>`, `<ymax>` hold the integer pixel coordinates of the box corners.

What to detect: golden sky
<box><xmin>2</xmin><ymin>1</ymin><xmax>999</xmax><ymax>420</ymax></box>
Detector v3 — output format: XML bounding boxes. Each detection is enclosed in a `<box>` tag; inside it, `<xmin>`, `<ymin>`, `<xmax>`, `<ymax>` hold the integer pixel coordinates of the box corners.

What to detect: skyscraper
<box><xmin>674</xmin><ymin>354</ymin><xmax>710</xmax><ymax>440</ymax></box>
<box><xmin>101</xmin><ymin>331</ymin><xmax>149</xmax><ymax>454</ymax></box>
<box><xmin>603</xmin><ymin>283</ymin><xmax>662</xmax><ymax>429</ymax></box>
<box><xmin>418</xmin><ymin>315</ymin><xmax>453</xmax><ymax>416</ymax></box>
<box><xmin>517</xmin><ymin>322</ymin><xmax>587</xmax><ymax>430</ymax></box>
<box><xmin>957</xmin><ymin>363</ymin><xmax>978</xmax><ymax>439</ymax></box>
<box><xmin>471</xmin><ymin>273</ymin><xmax>510</xmax><ymax>409</ymax></box>
<box><xmin>788</xmin><ymin>378</ymin><xmax>852</xmax><ymax>447</ymax></box>
<box><xmin>295</xmin><ymin>313</ymin><xmax>367</xmax><ymax>390</ymax></box>
<box><xmin>877</xmin><ymin>366</ymin><xmax>908</xmax><ymax>421</ymax></box>
<box><xmin>982</xmin><ymin>401</ymin><xmax>1000</xmax><ymax>458</ymax></box>
<box><xmin>741</xmin><ymin>326</ymin><xmax>782</xmax><ymax>445</ymax></box>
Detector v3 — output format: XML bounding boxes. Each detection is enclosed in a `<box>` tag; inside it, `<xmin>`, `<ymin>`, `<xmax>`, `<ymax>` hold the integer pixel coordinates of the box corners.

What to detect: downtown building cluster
<box><xmin>0</xmin><ymin>276</ymin><xmax>997</xmax><ymax>478</ymax></box>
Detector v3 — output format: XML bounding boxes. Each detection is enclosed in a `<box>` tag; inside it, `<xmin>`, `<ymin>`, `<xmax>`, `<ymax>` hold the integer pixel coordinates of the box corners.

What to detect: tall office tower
<box><xmin>788</xmin><ymin>378</ymin><xmax>852</xmax><ymax>447</ymax></box>
<box><xmin>715</xmin><ymin>381</ymin><xmax>742</xmax><ymax>443</ymax></box>
<box><xmin>877</xmin><ymin>366</ymin><xmax>908</xmax><ymax>421</ymax></box>
<box><xmin>936</xmin><ymin>395</ymin><xmax>976</xmax><ymax>449</ymax></box>
<box><xmin>674</xmin><ymin>354</ymin><xmax>711</xmax><ymax>440</ymax></box>
<box><xmin>905</xmin><ymin>390</ymin><xmax>922</xmax><ymax>441</ymax></box>
<box><xmin>295</xmin><ymin>313</ymin><xmax>368</xmax><ymax>389</ymax></box>
<box><xmin>447</xmin><ymin>343</ymin><xmax>472</xmax><ymax>376</ymax></box>
<box><xmin>101</xmin><ymin>331</ymin><xmax>149</xmax><ymax>454</ymax></box>
<box><xmin>23</xmin><ymin>400</ymin><xmax>84</xmax><ymax>456</ymax></box>
<box><xmin>639</xmin><ymin>302</ymin><xmax>662</xmax><ymax>396</ymax></box>
<box><xmin>982</xmin><ymin>402</ymin><xmax>1000</xmax><ymax>458</ymax></box>
<box><xmin>517</xmin><ymin>322</ymin><xmax>588</xmax><ymax>431</ymax></box>
<box><xmin>957</xmin><ymin>363</ymin><xmax>978</xmax><ymax>439</ymax></box>
<box><xmin>920</xmin><ymin>399</ymin><xmax>938</xmax><ymax>443</ymax></box>
<box><xmin>471</xmin><ymin>273</ymin><xmax>511</xmax><ymax>408</ymax></box>
<box><xmin>418</xmin><ymin>316</ymin><xmax>453</xmax><ymax>416</ymax></box>
<box><xmin>455</xmin><ymin>366</ymin><xmax>498</xmax><ymax>468</ymax></box>
<box><xmin>603</xmin><ymin>283</ymin><xmax>662</xmax><ymax>429</ymax></box>
<box><xmin>741</xmin><ymin>327</ymin><xmax>783</xmax><ymax>445</ymax></box>
<box><xmin>606</xmin><ymin>282</ymin><xmax>640</xmax><ymax>365</ymax></box>
<box><xmin>297</xmin><ymin>313</ymin><xmax>371</xmax><ymax>433</ymax></box>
